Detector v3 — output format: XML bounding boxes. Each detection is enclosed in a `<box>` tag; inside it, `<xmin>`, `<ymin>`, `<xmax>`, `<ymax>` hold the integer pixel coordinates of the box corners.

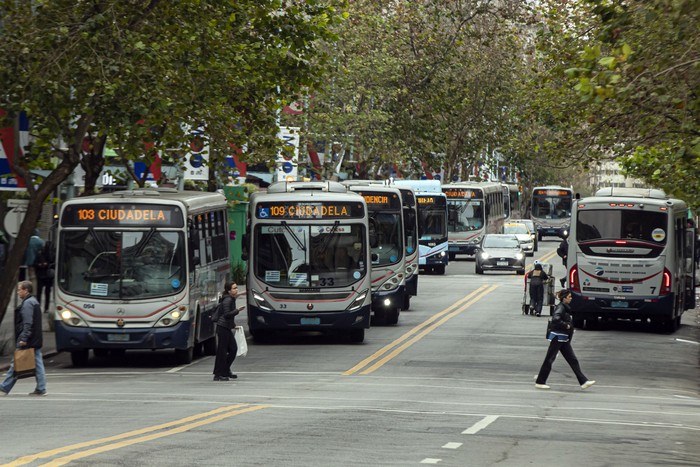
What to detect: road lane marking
<box><xmin>462</xmin><ymin>415</ymin><xmax>499</xmax><ymax>434</ymax></box>
<box><xmin>344</xmin><ymin>285</ymin><xmax>498</xmax><ymax>376</ymax></box>
<box><xmin>420</xmin><ymin>459</ymin><xmax>442</xmax><ymax>464</ymax></box>
<box><xmin>41</xmin><ymin>405</ymin><xmax>268</xmax><ymax>466</ymax></box>
<box><xmin>675</xmin><ymin>338</ymin><xmax>699</xmax><ymax>345</ymax></box>
<box><xmin>442</xmin><ymin>442</ymin><xmax>462</xmax><ymax>449</ymax></box>
<box><xmin>5</xmin><ymin>404</ymin><xmax>264</xmax><ymax>466</ymax></box>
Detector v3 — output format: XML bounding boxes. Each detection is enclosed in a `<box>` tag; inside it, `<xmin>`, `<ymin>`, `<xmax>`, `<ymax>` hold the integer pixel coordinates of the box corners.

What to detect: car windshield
<box><xmin>504</xmin><ymin>224</ymin><xmax>528</xmax><ymax>235</ymax></box>
<box><xmin>483</xmin><ymin>236</ymin><xmax>519</xmax><ymax>248</ymax></box>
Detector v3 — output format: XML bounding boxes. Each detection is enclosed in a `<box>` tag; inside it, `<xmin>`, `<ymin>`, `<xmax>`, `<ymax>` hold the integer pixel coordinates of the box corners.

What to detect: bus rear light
<box><xmin>569</xmin><ymin>265</ymin><xmax>580</xmax><ymax>293</ymax></box>
<box><xmin>660</xmin><ymin>268</ymin><xmax>672</xmax><ymax>295</ymax></box>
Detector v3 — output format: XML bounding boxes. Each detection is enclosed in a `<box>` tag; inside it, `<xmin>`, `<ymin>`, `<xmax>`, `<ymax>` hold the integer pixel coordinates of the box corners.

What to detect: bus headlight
<box><xmin>346</xmin><ymin>290</ymin><xmax>369</xmax><ymax>312</ymax></box>
<box><xmin>59</xmin><ymin>310</ymin><xmax>88</xmax><ymax>327</ymax></box>
<box><xmin>155</xmin><ymin>308</ymin><xmax>187</xmax><ymax>327</ymax></box>
<box><xmin>253</xmin><ymin>291</ymin><xmax>273</xmax><ymax>311</ymax></box>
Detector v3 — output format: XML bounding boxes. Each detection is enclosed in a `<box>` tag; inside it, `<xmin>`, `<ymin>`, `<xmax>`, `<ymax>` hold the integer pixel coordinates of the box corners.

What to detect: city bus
<box><xmin>567</xmin><ymin>187</ymin><xmax>695</xmax><ymax>332</ymax></box>
<box><xmin>54</xmin><ymin>189</ymin><xmax>229</xmax><ymax>366</ymax></box>
<box><xmin>530</xmin><ymin>186</ymin><xmax>573</xmax><ymax>240</ymax></box>
<box><xmin>343</xmin><ymin>181</ymin><xmax>406</xmax><ymax>325</ymax></box>
<box><xmin>394</xmin><ymin>180</ymin><xmax>449</xmax><ymax>274</ymax></box>
<box><xmin>391</xmin><ymin>184</ymin><xmax>419</xmax><ymax>310</ymax></box>
<box><xmin>502</xmin><ymin>182</ymin><xmax>522</xmax><ymax>222</ymax></box>
<box><xmin>442</xmin><ymin>182</ymin><xmax>504</xmax><ymax>260</ymax></box>
<box><xmin>246</xmin><ymin>181</ymin><xmax>371</xmax><ymax>342</ymax></box>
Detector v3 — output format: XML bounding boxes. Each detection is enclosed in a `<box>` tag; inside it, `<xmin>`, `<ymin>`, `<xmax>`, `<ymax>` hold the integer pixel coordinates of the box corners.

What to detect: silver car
<box><xmin>511</xmin><ymin>219</ymin><xmax>538</xmax><ymax>252</ymax></box>
<box><xmin>475</xmin><ymin>234</ymin><xmax>526</xmax><ymax>275</ymax></box>
<box><xmin>504</xmin><ymin>222</ymin><xmax>535</xmax><ymax>256</ymax></box>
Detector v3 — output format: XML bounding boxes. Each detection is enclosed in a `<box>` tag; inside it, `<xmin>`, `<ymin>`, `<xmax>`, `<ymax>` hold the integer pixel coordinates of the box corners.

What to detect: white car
<box><xmin>503</xmin><ymin>222</ymin><xmax>535</xmax><ymax>256</ymax></box>
<box><xmin>511</xmin><ymin>219</ymin><xmax>538</xmax><ymax>251</ymax></box>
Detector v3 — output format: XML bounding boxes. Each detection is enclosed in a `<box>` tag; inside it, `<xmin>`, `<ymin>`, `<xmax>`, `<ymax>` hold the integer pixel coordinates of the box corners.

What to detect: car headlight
<box><xmin>253</xmin><ymin>291</ymin><xmax>274</xmax><ymax>311</ymax></box>
<box><xmin>346</xmin><ymin>290</ymin><xmax>369</xmax><ymax>312</ymax></box>
<box><xmin>155</xmin><ymin>307</ymin><xmax>188</xmax><ymax>327</ymax></box>
<box><xmin>515</xmin><ymin>253</ymin><xmax>524</xmax><ymax>260</ymax></box>
<box><xmin>480</xmin><ymin>252</ymin><xmax>490</xmax><ymax>259</ymax></box>
<box><xmin>59</xmin><ymin>309</ymin><xmax>88</xmax><ymax>327</ymax></box>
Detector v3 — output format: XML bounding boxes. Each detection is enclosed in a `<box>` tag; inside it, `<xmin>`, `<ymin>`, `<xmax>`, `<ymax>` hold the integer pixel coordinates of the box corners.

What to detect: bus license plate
<box><xmin>107</xmin><ymin>333</ymin><xmax>129</xmax><ymax>342</ymax></box>
<box><xmin>611</xmin><ymin>301</ymin><xmax>628</xmax><ymax>308</ymax></box>
<box><xmin>497</xmin><ymin>261</ymin><xmax>508</xmax><ymax>266</ymax></box>
<box><xmin>300</xmin><ymin>317</ymin><xmax>321</xmax><ymax>325</ymax></box>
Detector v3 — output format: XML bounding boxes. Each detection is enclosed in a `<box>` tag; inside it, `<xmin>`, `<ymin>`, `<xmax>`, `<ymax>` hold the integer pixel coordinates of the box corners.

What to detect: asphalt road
<box><xmin>1</xmin><ymin>239</ymin><xmax>698</xmax><ymax>466</ymax></box>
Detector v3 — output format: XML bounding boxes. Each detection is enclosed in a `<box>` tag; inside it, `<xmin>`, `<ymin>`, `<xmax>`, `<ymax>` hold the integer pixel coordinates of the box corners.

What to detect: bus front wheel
<box><xmin>175</xmin><ymin>346</ymin><xmax>194</xmax><ymax>364</ymax></box>
<box><xmin>71</xmin><ymin>350</ymin><xmax>89</xmax><ymax>367</ymax></box>
<box><xmin>349</xmin><ymin>328</ymin><xmax>365</xmax><ymax>343</ymax></box>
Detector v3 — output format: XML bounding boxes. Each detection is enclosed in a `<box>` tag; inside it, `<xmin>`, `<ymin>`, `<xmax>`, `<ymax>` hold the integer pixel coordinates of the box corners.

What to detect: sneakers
<box><xmin>535</xmin><ymin>384</ymin><xmax>550</xmax><ymax>389</ymax></box>
<box><xmin>0</xmin><ymin>389</ymin><xmax>8</xmax><ymax>396</ymax></box>
<box><xmin>28</xmin><ymin>390</ymin><xmax>47</xmax><ymax>396</ymax></box>
<box><xmin>581</xmin><ymin>380</ymin><xmax>596</xmax><ymax>390</ymax></box>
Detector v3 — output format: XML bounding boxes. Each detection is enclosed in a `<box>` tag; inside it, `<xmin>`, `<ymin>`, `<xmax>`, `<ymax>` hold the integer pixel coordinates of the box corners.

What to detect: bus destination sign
<box><xmin>256</xmin><ymin>202</ymin><xmax>365</xmax><ymax>219</ymax></box>
<box><xmin>442</xmin><ymin>188</ymin><xmax>482</xmax><ymax>199</ymax></box>
<box><xmin>417</xmin><ymin>196</ymin><xmax>447</xmax><ymax>206</ymax></box>
<box><xmin>61</xmin><ymin>204</ymin><xmax>184</xmax><ymax>227</ymax></box>
<box><xmin>534</xmin><ymin>189</ymin><xmax>570</xmax><ymax>196</ymax></box>
<box><xmin>355</xmin><ymin>191</ymin><xmax>401</xmax><ymax>210</ymax></box>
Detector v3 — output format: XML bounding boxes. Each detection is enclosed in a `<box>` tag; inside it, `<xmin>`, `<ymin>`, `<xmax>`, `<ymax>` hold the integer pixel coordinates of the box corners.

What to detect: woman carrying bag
<box><xmin>212</xmin><ymin>282</ymin><xmax>245</xmax><ymax>382</ymax></box>
<box><xmin>535</xmin><ymin>289</ymin><xmax>596</xmax><ymax>390</ymax></box>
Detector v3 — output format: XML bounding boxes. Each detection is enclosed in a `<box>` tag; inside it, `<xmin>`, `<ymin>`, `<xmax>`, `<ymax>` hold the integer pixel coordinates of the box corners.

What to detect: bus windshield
<box><xmin>369</xmin><ymin>212</ymin><xmax>403</xmax><ymax>266</ymax></box>
<box><xmin>254</xmin><ymin>223</ymin><xmax>367</xmax><ymax>287</ymax></box>
<box><xmin>532</xmin><ymin>195</ymin><xmax>571</xmax><ymax>219</ymax></box>
<box><xmin>576</xmin><ymin>210</ymin><xmax>668</xmax><ymax>244</ymax></box>
<box><xmin>447</xmin><ymin>200</ymin><xmax>483</xmax><ymax>232</ymax></box>
<box><xmin>58</xmin><ymin>229</ymin><xmax>186</xmax><ymax>299</ymax></box>
<box><xmin>419</xmin><ymin>208</ymin><xmax>447</xmax><ymax>238</ymax></box>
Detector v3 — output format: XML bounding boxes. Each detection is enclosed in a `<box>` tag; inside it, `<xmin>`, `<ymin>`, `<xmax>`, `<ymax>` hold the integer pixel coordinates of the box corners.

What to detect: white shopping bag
<box><xmin>234</xmin><ymin>326</ymin><xmax>248</xmax><ymax>357</ymax></box>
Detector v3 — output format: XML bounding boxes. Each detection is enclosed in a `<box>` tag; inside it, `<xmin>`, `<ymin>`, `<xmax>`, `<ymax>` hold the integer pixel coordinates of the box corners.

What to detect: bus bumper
<box><xmin>570</xmin><ymin>293</ymin><xmax>676</xmax><ymax>320</ymax></box>
<box><xmin>537</xmin><ymin>227</ymin><xmax>568</xmax><ymax>238</ymax></box>
<box><xmin>54</xmin><ymin>320</ymin><xmax>192</xmax><ymax>351</ymax></box>
<box><xmin>247</xmin><ymin>304</ymin><xmax>371</xmax><ymax>331</ymax></box>
<box><xmin>406</xmin><ymin>274</ymin><xmax>418</xmax><ymax>296</ymax></box>
<box><xmin>371</xmin><ymin>286</ymin><xmax>405</xmax><ymax>311</ymax></box>
<box><xmin>449</xmin><ymin>243</ymin><xmax>478</xmax><ymax>256</ymax></box>
<box><xmin>423</xmin><ymin>251</ymin><xmax>448</xmax><ymax>266</ymax></box>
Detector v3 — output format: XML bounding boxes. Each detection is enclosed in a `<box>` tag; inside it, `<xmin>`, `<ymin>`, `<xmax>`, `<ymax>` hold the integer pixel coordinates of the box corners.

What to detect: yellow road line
<box><xmin>4</xmin><ymin>404</ymin><xmax>264</xmax><ymax>466</ymax></box>
<box><xmin>40</xmin><ymin>405</ymin><xmax>268</xmax><ymax>467</ymax></box>
<box><xmin>344</xmin><ymin>284</ymin><xmax>498</xmax><ymax>376</ymax></box>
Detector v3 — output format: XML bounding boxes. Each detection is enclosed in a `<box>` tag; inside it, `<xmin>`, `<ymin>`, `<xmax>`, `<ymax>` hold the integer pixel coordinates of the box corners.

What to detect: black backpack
<box><xmin>211</xmin><ymin>300</ymin><xmax>223</xmax><ymax>323</ymax></box>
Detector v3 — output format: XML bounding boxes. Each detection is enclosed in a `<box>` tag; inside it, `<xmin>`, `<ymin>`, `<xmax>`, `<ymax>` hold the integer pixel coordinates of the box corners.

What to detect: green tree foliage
<box><xmin>0</xmin><ymin>0</ymin><xmax>341</xmax><ymax>323</ymax></box>
<box><xmin>303</xmin><ymin>0</ymin><xmax>532</xmax><ymax>181</ymax></box>
<box><xmin>533</xmin><ymin>0</ymin><xmax>700</xmax><ymax>205</ymax></box>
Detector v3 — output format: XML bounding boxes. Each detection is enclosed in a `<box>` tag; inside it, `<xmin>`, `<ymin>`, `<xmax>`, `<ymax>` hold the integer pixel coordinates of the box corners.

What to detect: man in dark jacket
<box><xmin>557</xmin><ymin>238</ymin><xmax>569</xmax><ymax>288</ymax></box>
<box><xmin>0</xmin><ymin>281</ymin><xmax>47</xmax><ymax>396</ymax></box>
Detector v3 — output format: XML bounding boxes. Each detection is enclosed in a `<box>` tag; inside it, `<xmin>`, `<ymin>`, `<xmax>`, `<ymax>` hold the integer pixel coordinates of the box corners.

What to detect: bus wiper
<box><xmin>281</xmin><ymin>221</ymin><xmax>306</xmax><ymax>252</ymax></box>
<box><xmin>319</xmin><ymin>220</ymin><xmax>340</xmax><ymax>253</ymax></box>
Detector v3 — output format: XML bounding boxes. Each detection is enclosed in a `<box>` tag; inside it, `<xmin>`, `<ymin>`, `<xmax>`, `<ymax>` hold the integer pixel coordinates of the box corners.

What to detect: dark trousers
<box><xmin>536</xmin><ymin>338</ymin><xmax>588</xmax><ymax>385</ymax></box>
<box><xmin>529</xmin><ymin>285</ymin><xmax>544</xmax><ymax>315</ymax></box>
<box><xmin>213</xmin><ymin>325</ymin><xmax>237</xmax><ymax>377</ymax></box>
<box><xmin>37</xmin><ymin>278</ymin><xmax>52</xmax><ymax>311</ymax></box>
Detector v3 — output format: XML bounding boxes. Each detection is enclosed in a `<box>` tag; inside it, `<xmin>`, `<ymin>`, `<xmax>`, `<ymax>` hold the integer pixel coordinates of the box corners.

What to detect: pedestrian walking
<box><xmin>535</xmin><ymin>289</ymin><xmax>595</xmax><ymax>390</ymax></box>
<box><xmin>527</xmin><ymin>262</ymin><xmax>548</xmax><ymax>316</ymax></box>
<box><xmin>556</xmin><ymin>236</ymin><xmax>568</xmax><ymax>288</ymax></box>
<box><xmin>0</xmin><ymin>281</ymin><xmax>48</xmax><ymax>396</ymax></box>
<box><xmin>212</xmin><ymin>282</ymin><xmax>245</xmax><ymax>381</ymax></box>
<box><xmin>34</xmin><ymin>241</ymin><xmax>55</xmax><ymax>313</ymax></box>
<box><xmin>24</xmin><ymin>229</ymin><xmax>45</xmax><ymax>292</ymax></box>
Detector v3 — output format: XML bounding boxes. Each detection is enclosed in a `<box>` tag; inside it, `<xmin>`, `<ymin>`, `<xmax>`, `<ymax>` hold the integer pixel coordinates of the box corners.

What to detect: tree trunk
<box><xmin>81</xmin><ymin>135</ymin><xmax>107</xmax><ymax>196</ymax></box>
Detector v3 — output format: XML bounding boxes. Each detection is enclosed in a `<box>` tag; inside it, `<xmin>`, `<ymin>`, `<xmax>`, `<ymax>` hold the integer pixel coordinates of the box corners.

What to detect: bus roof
<box><xmin>594</xmin><ymin>187</ymin><xmax>667</xmax><ymax>199</ymax></box>
<box><xmin>393</xmin><ymin>179</ymin><xmax>442</xmax><ymax>193</ymax></box>
<box><xmin>63</xmin><ymin>189</ymin><xmax>226</xmax><ymax>214</ymax></box>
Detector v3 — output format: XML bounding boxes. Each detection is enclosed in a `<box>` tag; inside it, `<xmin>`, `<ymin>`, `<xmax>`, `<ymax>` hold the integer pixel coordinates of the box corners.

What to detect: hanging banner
<box><xmin>276</xmin><ymin>126</ymin><xmax>300</xmax><ymax>182</ymax></box>
<box><xmin>0</xmin><ymin>110</ymin><xmax>28</xmax><ymax>191</ymax></box>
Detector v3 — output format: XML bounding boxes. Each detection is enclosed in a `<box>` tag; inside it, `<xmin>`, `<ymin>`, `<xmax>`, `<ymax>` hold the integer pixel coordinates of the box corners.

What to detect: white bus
<box><xmin>392</xmin><ymin>184</ymin><xmax>419</xmax><ymax>310</ymax></box>
<box><xmin>344</xmin><ymin>181</ymin><xmax>406</xmax><ymax>325</ymax></box>
<box><xmin>442</xmin><ymin>182</ymin><xmax>504</xmax><ymax>260</ymax></box>
<box><xmin>567</xmin><ymin>187</ymin><xmax>696</xmax><ymax>332</ymax></box>
<box><xmin>502</xmin><ymin>182</ymin><xmax>523</xmax><ymax>222</ymax></box>
<box><xmin>394</xmin><ymin>180</ymin><xmax>449</xmax><ymax>274</ymax></box>
<box><xmin>55</xmin><ymin>189</ymin><xmax>229</xmax><ymax>366</ymax></box>
<box><xmin>530</xmin><ymin>186</ymin><xmax>573</xmax><ymax>240</ymax></box>
<box><xmin>246</xmin><ymin>181</ymin><xmax>371</xmax><ymax>342</ymax></box>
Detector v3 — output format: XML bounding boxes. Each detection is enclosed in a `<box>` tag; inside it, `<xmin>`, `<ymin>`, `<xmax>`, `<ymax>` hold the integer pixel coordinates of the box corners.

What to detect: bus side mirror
<box><xmin>371</xmin><ymin>253</ymin><xmax>379</xmax><ymax>262</ymax></box>
<box><xmin>191</xmin><ymin>254</ymin><xmax>200</xmax><ymax>267</ymax></box>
